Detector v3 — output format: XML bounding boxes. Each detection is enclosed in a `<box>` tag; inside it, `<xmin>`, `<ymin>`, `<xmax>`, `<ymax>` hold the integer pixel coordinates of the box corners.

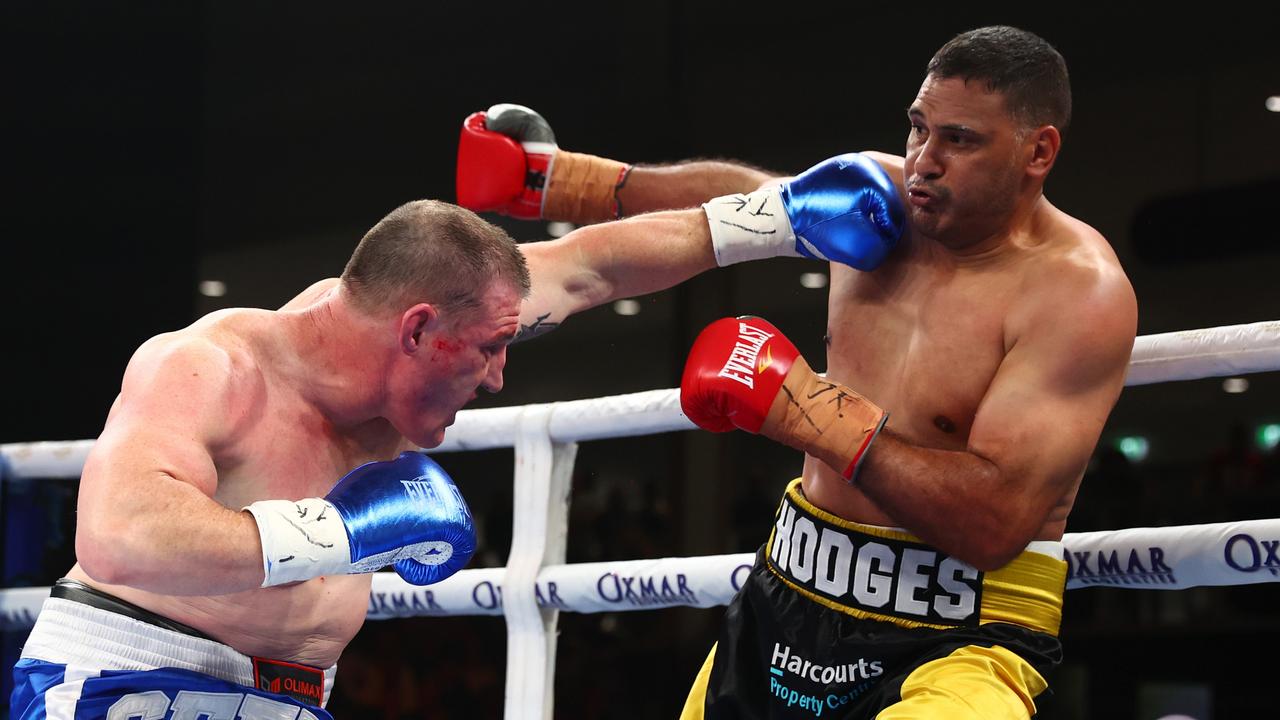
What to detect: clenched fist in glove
<box><xmin>246</xmin><ymin>452</ymin><xmax>476</xmax><ymax>587</ymax></box>
<box><xmin>680</xmin><ymin>316</ymin><xmax>888</xmax><ymax>482</ymax></box>
<box><xmin>456</xmin><ymin>103</ymin><xmax>630</xmax><ymax>224</ymax></box>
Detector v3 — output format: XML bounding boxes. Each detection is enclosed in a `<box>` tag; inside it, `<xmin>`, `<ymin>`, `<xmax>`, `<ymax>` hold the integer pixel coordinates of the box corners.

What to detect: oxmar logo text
<box><xmin>1065</xmin><ymin>546</ymin><xmax>1175</xmax><ymax>585</ymax></box>
<box><xmin>1224</xmin><ymin>533</ymin><xmax>1280</xmax><ymax>576</ymax></box>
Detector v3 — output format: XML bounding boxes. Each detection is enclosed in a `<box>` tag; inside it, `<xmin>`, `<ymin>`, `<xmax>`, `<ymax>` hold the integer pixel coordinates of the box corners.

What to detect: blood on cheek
<box><xmin>429</xmin><ymin>337</ymin><xmax>463</xmax><ymax>369</ymax></box>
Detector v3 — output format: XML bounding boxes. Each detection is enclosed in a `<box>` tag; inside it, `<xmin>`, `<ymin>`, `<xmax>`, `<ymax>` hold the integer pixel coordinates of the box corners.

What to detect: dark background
<box><xmin>3</xmin><ymin>2</ymin><xmax>1279</xmax><ymax>719</ymax></box>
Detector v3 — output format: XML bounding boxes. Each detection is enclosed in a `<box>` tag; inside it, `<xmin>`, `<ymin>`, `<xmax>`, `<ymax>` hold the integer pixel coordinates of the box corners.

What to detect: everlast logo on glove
<box><xmin>681</xmin><ymin>315</ymin><xmax>888</xmax><ymax>482</ymax></box>
<box><xmin>253</xmin><ymin>657</ymin><xmax>325</xmax><ymax>707</ymax></box>
<box><xmin>717</xmin><ymin>322</ymin><xmax>775</xmax><ymax>389</ymax></box>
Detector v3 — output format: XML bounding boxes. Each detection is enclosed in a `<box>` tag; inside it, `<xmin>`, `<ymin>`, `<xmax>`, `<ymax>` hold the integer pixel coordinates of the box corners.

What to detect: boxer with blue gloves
<box><xmin>11</xmin><ymin>200</ymin><xmax>527</xmax><ymax>719</ymax></box>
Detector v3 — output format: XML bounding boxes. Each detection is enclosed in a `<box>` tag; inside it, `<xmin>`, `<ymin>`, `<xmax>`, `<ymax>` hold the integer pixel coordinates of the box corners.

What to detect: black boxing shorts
<box><xmin>680</xmin><ymin>479</ymin><xmax>1067</xmax><ymax>719</ymax></box>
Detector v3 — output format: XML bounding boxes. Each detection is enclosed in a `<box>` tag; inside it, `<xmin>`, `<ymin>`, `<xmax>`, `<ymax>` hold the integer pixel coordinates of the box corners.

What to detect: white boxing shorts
<box><xmin>11</xmin><ymin>590</ymin><xmax>336</xmax><ymax>720</ymax></box>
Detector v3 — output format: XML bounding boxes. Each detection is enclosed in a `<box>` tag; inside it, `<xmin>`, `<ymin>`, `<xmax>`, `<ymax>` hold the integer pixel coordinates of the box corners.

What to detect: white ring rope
<box><xmin>2</xmin><ymin>319</ymin><xmax>1278</xmax><ymax>720</ymax></box>
<box><xmin>4</xmin><ymin>320</ymin><xmax>1278</xmax><ymax>478</ymax></box>
<box><xmin>4</xmin><ymin>518</ymin><xmax>1279</xmax><ymax>632</ymax></box>
<box><xmin>1124</xmin><ymin>320</ymin><xmax>1280</xmax><ymax>386</ymax></box>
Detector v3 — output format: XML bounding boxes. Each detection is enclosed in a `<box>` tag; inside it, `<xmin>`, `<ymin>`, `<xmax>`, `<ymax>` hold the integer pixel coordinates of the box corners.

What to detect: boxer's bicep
<box><xmin>77</xmin><ymin>336</ymin><xmax>273</xmax><ymax>591</ymax></box>
<box><xmin>516</xmin><ymin>209</ymin><xmax>717</xmax><ymax>342</ymax></box>
<box><xmin>79</xmin><ymin>337</ymin><xmax>242</xmax><ymax>524</ymax></box>
<box><xmin>967</xmin><ymin>286</ymin><xmax>1135</xmax><ymax>528</ymax></box>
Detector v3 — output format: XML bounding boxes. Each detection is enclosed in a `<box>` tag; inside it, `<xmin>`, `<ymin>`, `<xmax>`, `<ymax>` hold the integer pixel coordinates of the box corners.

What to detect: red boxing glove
<box><xmin>456</xmin><ymin>103</ymin><xmax>631</xmax><ymax>224</ymax></box>
<box><xmin>680</xmin><ymin>316</ymin><xmax>798</xmax><ymax>433</ymax></box>
<box><xmin>680</xmin><ymin>316</ymin><xmax>889</xmax><ymax>481</ymax></box>
<box><xmin>456</xmin><ymin>104</ymin><xmax>557</xmax><ymax>220</ymax></box>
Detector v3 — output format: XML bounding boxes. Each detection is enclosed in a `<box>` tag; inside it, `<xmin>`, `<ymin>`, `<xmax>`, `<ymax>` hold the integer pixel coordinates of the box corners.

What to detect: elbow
<box><xmin>557</xmin><ymin>264</ymin><xmax>613</xmax><ymax>316</ymax></box>
<box><xmin>74</xmin><ymin>518</ymin><xmax>139</xmax><ymax>586</ymax></box>
<box><xmin>75</xmin><ymin>542</ymin><xmax>122</xmax><ymax>586</ymax></box>
<box><xmin>964</xmin><ymin>520</ymin><xmax>1039</xmax><ymax>572</ymax></box>
<box><xmin>953</xmin><ymin>464</ymin><xmax>1043</xmax><ymax>571</ymax></box>
<box><xmin>965</xmin><ymin>545</ymin><xmax>1026</xmax><ymax>573</ymax></box>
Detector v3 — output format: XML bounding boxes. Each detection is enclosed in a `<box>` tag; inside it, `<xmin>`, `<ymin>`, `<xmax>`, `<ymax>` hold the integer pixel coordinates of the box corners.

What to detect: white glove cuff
<box><xmin>245</xmin><ymin>498</ymin><xmax>352</xmax><ymax>587</ymax></box>
<box><xmin>702</xmin><ymin>186</ymin><xmax>796</xmax><ymax>267</ymax></box>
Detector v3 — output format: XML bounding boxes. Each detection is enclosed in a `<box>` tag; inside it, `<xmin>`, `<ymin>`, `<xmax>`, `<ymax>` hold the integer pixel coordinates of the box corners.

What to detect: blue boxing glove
<box><xmin>245</xmin><ymin>452</ymin><xmax>476</xmax><ymax>587</ymax></box>
<box><xmin>701</xmin><ymin>153</ymin><xmax>904</xmax><ymax>270</ymax></box>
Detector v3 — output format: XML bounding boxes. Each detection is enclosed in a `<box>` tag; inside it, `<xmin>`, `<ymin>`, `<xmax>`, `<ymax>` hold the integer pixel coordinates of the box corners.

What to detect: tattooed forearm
<box><xmin>513</xmin><ymin>312</ymin><xmax>561</xmax><ymax>344</ymax></box>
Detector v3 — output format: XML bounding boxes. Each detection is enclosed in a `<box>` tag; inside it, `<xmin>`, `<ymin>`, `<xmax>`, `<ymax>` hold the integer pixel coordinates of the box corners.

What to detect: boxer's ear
<box><xmin>1023</xmin><ymin>124</ymin><xmax>1060</xmax><ymax>179</ymax></box>
<box><xmin>399</xmin><ymin>303</ymin><xmax>439</xmax><ymax>354</ymax></box>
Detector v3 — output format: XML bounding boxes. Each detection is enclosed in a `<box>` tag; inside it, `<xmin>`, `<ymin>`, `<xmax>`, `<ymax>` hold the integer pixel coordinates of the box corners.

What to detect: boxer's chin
<box><xmin>418</xmin><ymin>426</ymin><xmax>447</xmax><ymax>450</ymax></box>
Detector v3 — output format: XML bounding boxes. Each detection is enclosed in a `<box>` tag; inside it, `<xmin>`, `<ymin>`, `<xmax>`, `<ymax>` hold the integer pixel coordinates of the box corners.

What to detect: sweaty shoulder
<box><xmin>118</xmin><ymin>316</ymin><xmax>268</xmax><ymax>449</ymax></box>
<box><xmin>1042</xmin><ymin>209</ymin><xmax>1131</xmax><ymax>298</ymax></box>
<box><xmin>1009</xmin><ymin>209</ymin><xmax>1138</xmax><ymax>372</ymax></box>
<box><xmin>279</xmin><ymin>278</ymin><xmax>340</xmax><ymax>311</ymax></box>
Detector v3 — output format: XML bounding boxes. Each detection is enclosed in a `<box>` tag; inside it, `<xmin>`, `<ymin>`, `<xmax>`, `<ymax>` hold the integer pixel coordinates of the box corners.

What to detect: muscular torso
<box><xmin>68</xmin><ymin>280</ymin><xmax>405</xmax><ymax>667</ymax></box>
<box><xmin>803</xmin><ymin>207</ymin><xmax>1089</xmax><ymax>542</ymax></box>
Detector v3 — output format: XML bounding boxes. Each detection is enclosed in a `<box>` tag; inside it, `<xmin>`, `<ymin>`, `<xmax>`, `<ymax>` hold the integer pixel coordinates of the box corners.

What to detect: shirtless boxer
<box><xmin>455</xmin><ymin>25</ymin><xmax>1137</xmax><ymax>720</ymax></box>
<box><xmin>10</xmin><ymin>200</ymin><xmax>528</xmax><ymax>719</ymax></box>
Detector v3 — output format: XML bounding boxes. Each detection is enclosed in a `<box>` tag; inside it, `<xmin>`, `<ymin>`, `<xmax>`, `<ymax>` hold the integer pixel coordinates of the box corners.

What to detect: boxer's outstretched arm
<box><xmin>456</xmin><ymin>104</ymin><xmax>909</xmax><ymax>221</ymax></box>
<box><xmin>855</xmin><ymin>264</ymin><xmax>1138</xmax><ymax>570</ymax></box>
<box><xmin>615</xmin><ymin>153</ymin><xmax>911</xmax><ymax>218</ymax></box>
<box><xmin>75</xmin><ymin>335</ymin><xmax>268</xmax><ymax>595</ymax></box>
<box><xmin>514</xmin><ymin>153</ymin><xmax>907</xmax><ymax>341</ymax></box>
<box><xmin>456</xmin><ymin>103</ymin><xmax>782</xmax><ymax>222</ymax></box>
<box><xmin>515</xmin><ymin>208</ymin><xmax>715</xmax><ymax>341</ymax></box>
<box><xmin>614</xmin><ymin>160</ymin><xmax>780</xmax><ymax>217</ymax></box>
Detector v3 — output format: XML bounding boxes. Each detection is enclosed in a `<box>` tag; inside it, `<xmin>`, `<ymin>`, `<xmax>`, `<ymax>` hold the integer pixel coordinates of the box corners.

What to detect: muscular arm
<box><xmin>614</xmin><ymin>160</ymin><xmax>781</xmax><ymax>217</ymax></box>
<box><xmin>516</xmin><ymin>150</ymin><xmax>906</xmax><ymax>341</ymax></box>
<box><xmin>855</xmin><ymin>268</ymin><xmax>1138</xmax><ymax>570</ymax></box>
<box><xmin>75</xmin><ymin>335</ymin><xmax>267</xmax><ymax>594</ymax></box>
<box><xmin>520</xmin><ymin>154</ymin><xmax>783</xmax><ymax>335</ymax></box>
<box><xmin>513</xmin><ymin>208</ymin><xmax>717</xmax><ymax>341</ymax></box>
<box><xmin>613</xmin><ymin>152</ymin><xmax>909</xmax><ymax>218</ymax></box>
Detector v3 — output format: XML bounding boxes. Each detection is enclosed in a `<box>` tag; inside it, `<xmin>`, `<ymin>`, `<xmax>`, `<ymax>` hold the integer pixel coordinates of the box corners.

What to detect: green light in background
<box><xmin>1257</xmin><ymin>424</ymin><xmax>1280</xmax><ymax>451</ymax></box>
<box><xmin>1116</xmin><ymin>436</ymin><xmax>1150</xmax><ymax>462</ymax></box>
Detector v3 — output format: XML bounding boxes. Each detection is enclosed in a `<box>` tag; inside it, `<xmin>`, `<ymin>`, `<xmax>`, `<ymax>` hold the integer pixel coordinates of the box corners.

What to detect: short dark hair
<box><xmin>927</xmin><ymin>25</ymin><xmax>1071</xmax><ymax>134</ymax></box>
<box><xmin>341</xmin><ymin>200</ymin><xmax>530</xmax><ymax>317</ymax></box>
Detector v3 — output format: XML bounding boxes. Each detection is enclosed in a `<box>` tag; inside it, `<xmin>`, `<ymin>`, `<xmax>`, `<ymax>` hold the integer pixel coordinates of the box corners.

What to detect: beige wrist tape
<box><xmin>760</xmin><ymin>356</ymin><xmax>888</xmax><ymax>482</ymax></box>
<box><xmin>543</xmin><ymin>151</ymin><xmax>631</xmax><ymax>224</ymax></box>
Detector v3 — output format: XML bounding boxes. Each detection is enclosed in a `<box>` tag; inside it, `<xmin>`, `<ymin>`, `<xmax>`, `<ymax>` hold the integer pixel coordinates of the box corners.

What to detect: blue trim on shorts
<box><xmin>10</xmin><ymin>657</ymin><xmax>334</xmax><ymax>719</ymax></box>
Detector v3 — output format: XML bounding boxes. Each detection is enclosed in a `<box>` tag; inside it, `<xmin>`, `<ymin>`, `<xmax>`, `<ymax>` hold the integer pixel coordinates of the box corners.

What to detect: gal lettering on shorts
<box><xmin>107</xmin><ymin>690</ymin><xmax>323</xmax><ymax>719</ymax></box>
<box><xmin>770</xmin><ymin>502</ymin><xmax>980</xmax><ymax>625</ymax></box>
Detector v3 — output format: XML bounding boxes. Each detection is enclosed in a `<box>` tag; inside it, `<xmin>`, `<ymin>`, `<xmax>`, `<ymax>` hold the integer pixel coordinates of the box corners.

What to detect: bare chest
<box><xmin>211</xmin><ymin>395</ymin><xmax>400</xmax><ymax>508</ymax></box>
<box><xmin>825</xmin><ymin>264</ymin><xmax>1019</xmax><ymax>447</ymax></box>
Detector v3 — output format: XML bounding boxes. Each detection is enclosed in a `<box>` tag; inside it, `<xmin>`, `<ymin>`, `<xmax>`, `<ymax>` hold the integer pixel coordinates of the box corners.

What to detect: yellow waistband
<box><xmin>765</xmin><ymin>479</ymin><xmax>1065</xmax><ymax>635</ymax></box>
